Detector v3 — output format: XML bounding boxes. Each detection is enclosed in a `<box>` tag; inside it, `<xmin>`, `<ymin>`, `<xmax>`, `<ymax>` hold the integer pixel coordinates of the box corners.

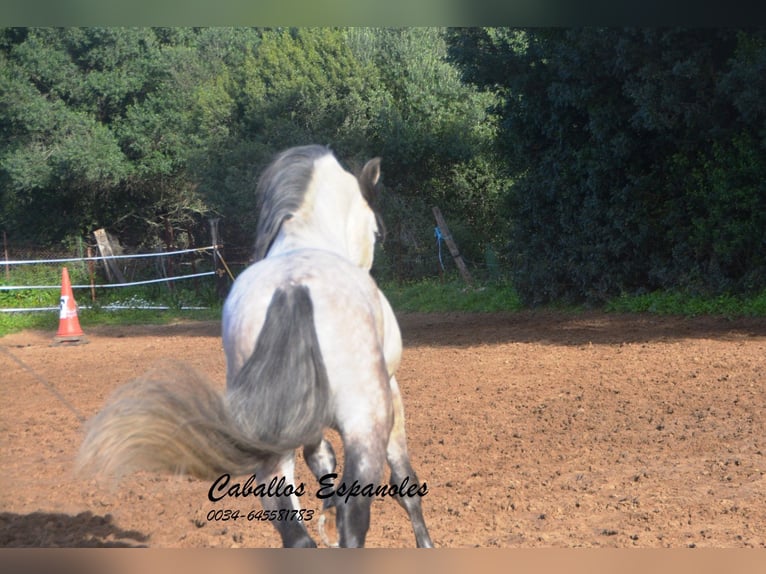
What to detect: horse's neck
<box><xmin>268</xmin><ymin>210</ymin><xmax>353</xmax><ymax>261</ymax></box>
<box><xmin>268</xmin><ymin>223</ymin><xmax>345</xmax><ymax>258</ymax></box>
<box><xmin>268</xmin><ymin>211</ymin><xmax>374</xmax><ymax>270</ymax></box>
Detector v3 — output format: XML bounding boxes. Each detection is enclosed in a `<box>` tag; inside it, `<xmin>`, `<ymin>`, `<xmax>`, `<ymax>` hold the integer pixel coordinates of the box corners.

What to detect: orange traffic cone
<box><xmin>52</xmin><ymin>267</ymin><xmax>87</xmax><ymax>346</ymax></box>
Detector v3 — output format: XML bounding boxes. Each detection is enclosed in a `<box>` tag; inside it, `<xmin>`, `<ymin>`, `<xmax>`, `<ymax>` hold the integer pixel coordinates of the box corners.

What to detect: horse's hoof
<box><xmin>317</xmin><ymin>506</ymin><xmax>339</xmax><ymax>548</ymax></box>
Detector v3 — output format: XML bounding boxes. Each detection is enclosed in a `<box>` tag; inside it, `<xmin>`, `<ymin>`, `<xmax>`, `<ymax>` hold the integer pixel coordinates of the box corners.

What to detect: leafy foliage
<box><xmin>0</xmin><ymin>27</ymin><xmax>208</xmax><ymax>248</ymax></box>
<box><xmin>3</xmin><ymin>27</ymin><xmax>766</xmax><ymax>307</ymax></box>
<box><xmin>448</xmin><ymin>28</ymin><xmax>766</xmax><ymax>304</ymax></box>
<box><xmin>0</xmin><ymin>27</ymin><xmax>502</xmax><ymax>277</ymax></box>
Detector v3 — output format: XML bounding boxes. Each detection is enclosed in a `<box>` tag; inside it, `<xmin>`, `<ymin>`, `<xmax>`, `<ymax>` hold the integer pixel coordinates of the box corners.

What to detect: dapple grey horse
<box><xmin>78</xmin><ymin>145</ymin><xmax>433</xmax><ymax>548</ymax></box>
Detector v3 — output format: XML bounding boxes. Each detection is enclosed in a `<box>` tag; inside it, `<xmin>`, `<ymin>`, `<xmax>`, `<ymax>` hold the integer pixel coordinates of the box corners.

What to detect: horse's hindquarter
<box><xmin>222</xmin><ymin>251</ymin><xmax>398</xmax><ymax>402</ymax></box>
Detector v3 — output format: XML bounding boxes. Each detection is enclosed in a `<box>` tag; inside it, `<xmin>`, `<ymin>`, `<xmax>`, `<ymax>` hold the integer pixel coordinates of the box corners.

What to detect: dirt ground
<box><xmin>1</xmin><ymin>311</ymin><xmax>765</xmax><ymax>548</ymax></box>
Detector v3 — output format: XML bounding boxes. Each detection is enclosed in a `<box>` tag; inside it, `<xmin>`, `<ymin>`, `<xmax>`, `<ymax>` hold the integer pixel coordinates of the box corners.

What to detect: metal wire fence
<box><xmin>1</xmin><ymin>237</ymin><xmax>226</xmax><ymax>312</ymax></box>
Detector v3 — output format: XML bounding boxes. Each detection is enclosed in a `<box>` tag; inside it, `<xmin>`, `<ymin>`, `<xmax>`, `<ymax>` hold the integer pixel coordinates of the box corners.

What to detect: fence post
<box><xmin>93</xmin><ymin>228</ymin><xmax>126</xmax><ymax>283</ymax></box>
<box><xmin>87</xmin><ymin>246</ymin><xmax>96</xmax><ymax>302</ymax></box>
<box><xmin>163</xmin><ymin>217</ymin><xmax>175</xmax><ymax>292</ymax></box>
<box><xmin>3</xmin><ymin>231</ymin><xmax>8</xmax><ymax>280</ymax></box>
<box><xmin>432</xmin><ymin>206</ymin><xmax>474</xmax><ymax>287</ymax></box>
<box><xmin>209</xmin><ymin>218</ymin><xmax>229</xmax><ymax>299</ymax></box>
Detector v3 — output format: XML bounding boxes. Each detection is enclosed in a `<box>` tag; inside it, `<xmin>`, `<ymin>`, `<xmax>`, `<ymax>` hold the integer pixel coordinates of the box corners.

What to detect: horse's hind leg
<box><xmin>386</xmin><ymin>375</ymin><xmax>434</xmax><ymax>548</ymax></box>
<box><xmin>303</xmin><ymin>438</ymin><xmax>339</xmax><ymax>547</ymax></box>
<box><xmin>262</xmin><ymin>453</ymin><xmax>316</xmax><ymax>547</ymax></box>
<box><xmin>333</xmin><ymin>434</ymin><xmax>388</xmax><ymax>548</ymax></box>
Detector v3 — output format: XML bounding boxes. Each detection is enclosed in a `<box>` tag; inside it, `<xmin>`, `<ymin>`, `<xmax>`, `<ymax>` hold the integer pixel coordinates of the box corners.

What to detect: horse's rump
<box><xmin>227</xmin><ymin>284</ymin><xmax>331</xmax><ymax>451</ymax></box>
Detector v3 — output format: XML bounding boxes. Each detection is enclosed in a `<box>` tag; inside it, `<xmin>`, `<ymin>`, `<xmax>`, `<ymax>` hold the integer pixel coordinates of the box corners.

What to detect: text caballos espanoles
<box><xmin>208</xmin><ymin>473</ymin><xmax>428</xmax><ymax>504</ymax></box>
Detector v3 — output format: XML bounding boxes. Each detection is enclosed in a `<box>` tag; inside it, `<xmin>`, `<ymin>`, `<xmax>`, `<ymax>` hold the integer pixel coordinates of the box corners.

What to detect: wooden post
<box><xmin>432</xmin><ymin>206</ymin><xmax>474</xmax><ymax>286</ymax></box>
<box><xmin>190</xmin><ymin>256</ymin><xmax>200</xmax><ymax>296</ymax></box>
<box><xmin>163</xmin><ymin>218</ymin><xmax>175</xmax><ymax>292</ymax></box>
<box><xmin>93</xmin><ymin>228</ymin><xmax>126</xmax><ymax>283</ymax></box>
<box><xmin>209</xmin><ymin>218</ymin><xmax>229</xmax><ymax>299</ymax></box>
<box><xmin>87</xmin><ymin>246</ymin><xmax>96</xmax><ymax>302</ymax></box>
<box><xmin>3</xmin><ymin>231</ymin><xmax>9</xmax><ymax>280</ymax></box>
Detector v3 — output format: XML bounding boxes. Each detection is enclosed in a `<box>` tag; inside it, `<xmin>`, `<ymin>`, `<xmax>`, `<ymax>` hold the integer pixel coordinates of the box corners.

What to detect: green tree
<box><xmin>191</xmin><ymin>27</ymin><xmax>385</xmax><ymax>249</ymax></box>
<box><xmin>0</xmin><ymin>27</ymin><xmax>207</xmax><ymax>247</ymax></box>
<box><xmin>346</xmin><ymin>28</ymin><xmax>508</xmax><ymax>279</ymax></box>
<box><xmin>448</xmin><ymin>28</ymin><xmax>766</xmax><ymax>303</ymax></box>
<box><xmin>1</xmin><ymin>26</ymin><xmax>506</xmax><ymax>285</ymax></box>
<box><xmin>1</xmin><ymin>28</ymin><xmax>134</xmax><ymax>242</ymax></box>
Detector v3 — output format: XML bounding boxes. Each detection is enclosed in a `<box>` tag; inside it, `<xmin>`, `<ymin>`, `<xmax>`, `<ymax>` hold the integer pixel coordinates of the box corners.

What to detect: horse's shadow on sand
<box><xmin>0</xmin><ymin>511</ymin><xmax>148</xmax><ymax>547</ymax></box>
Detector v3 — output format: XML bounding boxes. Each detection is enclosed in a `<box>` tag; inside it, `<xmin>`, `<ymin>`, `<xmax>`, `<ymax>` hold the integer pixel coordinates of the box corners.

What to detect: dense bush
<box><xmin>1</xmin><ymin>27</ymin><xmax>504</xmax><ymax>283</ymax></box>
<box><xmin>448</xmin><ymin>28</ymin><xmax>766</xmax><ymax>304</ymax></box>
<box><xmin>4</xmin><ymin>27</ymin><xmax>766</xmax><ymax>304</ymax></box>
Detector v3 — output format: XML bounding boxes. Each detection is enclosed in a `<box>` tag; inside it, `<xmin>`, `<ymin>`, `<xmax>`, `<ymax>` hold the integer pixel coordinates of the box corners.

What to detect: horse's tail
<box><xmin>226</xmin><ymin>285</ymin><xmax>331</xmax><ymax>451</ymax></box>
<box><xmin>77</xmin><ymin>285</ymin><xmax>330</xmax><ymax>481</ymax></box>
<box><xmin>76</xmin><ymin>361</ymin><xmax>281</xmax><ymax>479</ymax></box>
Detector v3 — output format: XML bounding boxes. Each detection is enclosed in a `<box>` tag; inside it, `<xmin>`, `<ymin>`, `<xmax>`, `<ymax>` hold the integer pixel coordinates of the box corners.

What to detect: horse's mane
<box><xmin>253</xmin><ymin>145</ymin><xmax>331</xmax><ymax>262</ymax></box>
<box><xmin>253</xmin><ymin>144</ymin><xmax>386</xmax><ymax>261</ymax></box>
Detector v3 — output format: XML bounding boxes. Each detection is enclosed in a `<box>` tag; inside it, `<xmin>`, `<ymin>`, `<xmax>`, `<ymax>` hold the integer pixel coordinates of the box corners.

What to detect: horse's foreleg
<box><xmin>261</xmin><ymin>453</ymin><xmax>317</xmax><ymax>548</ymax></box>
<box><xmin>386</xmin><ymin>376</ymin><xmax>434</xmax><ymax>548</ymax></box>
<box><xmin>303</xmin><ymin>438</ymin><xmax>339</xmax><ymax>547</ymax></box>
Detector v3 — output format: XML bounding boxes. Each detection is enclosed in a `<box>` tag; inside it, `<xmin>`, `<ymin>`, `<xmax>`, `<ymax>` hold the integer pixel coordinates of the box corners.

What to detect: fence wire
<box><xmin>1</xmin><ymin>240</ymin><xmax>226</xmax><ymax>312</ymax></box>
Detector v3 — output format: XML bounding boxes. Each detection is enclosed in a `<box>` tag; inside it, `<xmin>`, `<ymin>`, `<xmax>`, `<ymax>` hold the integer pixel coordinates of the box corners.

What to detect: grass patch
<box><xmin>0</xmin><ymin>311</ymin><xmax>59</xmax><ymax>336</ymax></box>
<box><xmin>0</xmin><ymin>305</ymin><xmax>222</xmax><ymax>338</ymax></box>
<box><xmin>382</xmin><ymin>278</ymin><xmax>766</xmax><ymax>318</ymax></box>
<box><xmin>604</xmin><ymin>289</ymin><xmax>766</xmax><ymax>318</ymax></box>
<box><xmin>380</xmin><ymin>278</ymin><xmax>523</xmax><ymax>313</ymax></box>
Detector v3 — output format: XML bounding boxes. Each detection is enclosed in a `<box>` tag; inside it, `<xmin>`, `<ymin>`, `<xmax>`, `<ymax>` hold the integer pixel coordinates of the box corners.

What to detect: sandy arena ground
<box><xmin>1</xmin><ymin>311</ymin><xmax>765</xmax><ymax>548</ymax></box>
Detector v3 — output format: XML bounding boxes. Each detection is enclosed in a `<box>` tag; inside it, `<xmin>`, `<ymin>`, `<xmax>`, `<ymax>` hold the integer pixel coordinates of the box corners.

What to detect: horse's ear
<box><xmin>362</xmin><ymin>157</ymin><xmax>381</xmax><ymax>186</ymax></box>
<box><xmin>359</xmin><ymin>157</ymin><xmax>381</xmax><ymax>204</ymax></box>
